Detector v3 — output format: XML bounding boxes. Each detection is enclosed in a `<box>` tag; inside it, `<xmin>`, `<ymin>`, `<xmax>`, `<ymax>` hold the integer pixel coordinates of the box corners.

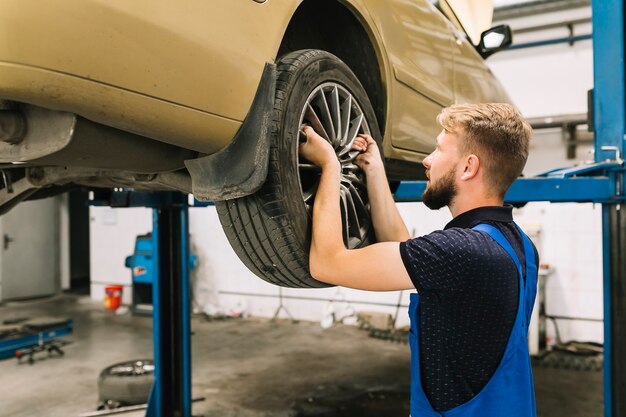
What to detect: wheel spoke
<box><xmin>304</xmin><ymin>103</ymin><xmax>330</xmax><ymax>141</ymax></box>
<box><xmin>346</xmin><ymin>113</ymin><xmax>364</xmax><ymax>147</ymax></box>
<box><xmin>340</xmin><ymin>95</ymin><xmax>353</xmax><ymax>146</ymax></box>
<box><xmin>341</xmin><ymin>183</ymin><xmax>361</xmax><ymax>238</ymax></box>
<box><xmin>344</xmin><ymin>162</ymin><xmax>360</xmax><ymax>171</ymax></box>
<box><xmin>330</xmin><ymin>86</ymin><xmax>342</xmax><ymax>146</ymax></box>
<box><xmin>338</xmin><ymin>144</ymin><xmax>360</xmax><ymax>159</ymax></box>
<box><xmin>314</xmin><ymin>89</ymin><xmax>337</xmax><ymax>144</ymax></box>
<box><xmin>349</xmin><ymin>183</ymin><xmax>369</xmax><ymax>220</ymax></box>
<box><xmin>343</xmin><ymin>173</ymin><xmax>366</xmax><ymax>191</ymax></box>
<box><xmin>303</xmin><ymin>187</ymin><xmax>316</xmax><ymax>203</ymax></box>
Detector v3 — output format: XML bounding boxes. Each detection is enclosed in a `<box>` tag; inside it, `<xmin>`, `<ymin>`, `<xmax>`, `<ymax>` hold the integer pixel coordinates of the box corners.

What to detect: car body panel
<box><xmin>361</xmin><ymin>0</ymin><xmax>457</xmax><ymax>154</ymax></box>
<box><xmin>0</xmin><ymin>0</ymin><xmax>509</xmax><ymax>167</ymax></box>
<box><xmin>452</xmin><ymin>31</ymin><xmax>511</xmax><ymax>104</ymax></box>
<box><xmin>0</xmin><ymin>0</ymin><xmax>298</xmax><ymax>152</ymax></box>
<box><xmin>0</xmin><ymin>62</ymin><xmax>241</xmax><ymax>153</ymax></box>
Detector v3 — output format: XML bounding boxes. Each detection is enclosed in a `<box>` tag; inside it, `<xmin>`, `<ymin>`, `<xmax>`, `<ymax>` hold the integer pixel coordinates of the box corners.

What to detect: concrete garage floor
<box><xmin>0</xmin><ymin>294</ymin><xmax>603</xmax><ymax>417</ymax></box>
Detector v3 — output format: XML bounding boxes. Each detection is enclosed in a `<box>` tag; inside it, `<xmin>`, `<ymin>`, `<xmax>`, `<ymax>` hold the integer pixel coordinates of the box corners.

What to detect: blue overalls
<box><xmin>408</xmin><ymin>223</ymin><xmax>538</xmax><ymax>417</ymax></box>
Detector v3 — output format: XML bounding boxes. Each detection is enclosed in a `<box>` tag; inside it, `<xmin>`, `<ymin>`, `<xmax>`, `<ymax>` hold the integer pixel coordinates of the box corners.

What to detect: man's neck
<box><xmin>448</xmin><ymin>196</ymin><xmax>504</xmax><ymax>218</ymax></box>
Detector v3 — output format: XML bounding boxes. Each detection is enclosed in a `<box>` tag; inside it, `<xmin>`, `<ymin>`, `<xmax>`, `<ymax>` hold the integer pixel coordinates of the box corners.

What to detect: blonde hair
<box><xmin>437</xmin><ymin>103</ymin><xmax>532</xmax><ymax>197</ymax></box>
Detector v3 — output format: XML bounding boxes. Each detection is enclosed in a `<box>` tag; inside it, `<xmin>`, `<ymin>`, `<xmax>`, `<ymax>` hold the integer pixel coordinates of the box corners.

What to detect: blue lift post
<box><xmin>592</xmin><ymin>1</ymin><xmax>626</xmax><ymax>416</ymax></box>
<box><xmin>91</xmin><ymin>191</ymin><xmax>192</xmax><ymax>417</ymax></box>
<box><xmin>146</xmin><ymin>192</ymin><xmax>192</xmax><ymax>417</ymax></box>
<box><xmin>397</xmin><ymin>1</ymin><xmax>625</xmax><ymax>415</ymax></box>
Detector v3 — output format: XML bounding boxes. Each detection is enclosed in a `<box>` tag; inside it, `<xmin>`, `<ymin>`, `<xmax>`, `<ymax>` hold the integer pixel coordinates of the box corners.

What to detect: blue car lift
<box><xmin>91</xmin><ymin>1</ymin><xmax>624</xmax><ymax>416</ymax></box>
<box><xmin>92</xmin><ymin>191</ymin><xmax>193</xmax><ymax>417</ymax></box>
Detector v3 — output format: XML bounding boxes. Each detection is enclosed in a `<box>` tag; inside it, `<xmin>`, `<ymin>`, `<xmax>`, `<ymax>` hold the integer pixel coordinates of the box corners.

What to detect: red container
<box><xmin>104</xmin><ymin>285</ymin><xmax>124</xmax><ymax>311</ymax></box>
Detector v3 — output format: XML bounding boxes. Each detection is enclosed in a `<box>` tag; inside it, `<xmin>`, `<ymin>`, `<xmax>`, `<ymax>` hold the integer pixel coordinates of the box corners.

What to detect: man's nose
<box><xmin>422</xmin><ymin>154</ymin><xmax>432</xmax><ymax>169</ymax></box>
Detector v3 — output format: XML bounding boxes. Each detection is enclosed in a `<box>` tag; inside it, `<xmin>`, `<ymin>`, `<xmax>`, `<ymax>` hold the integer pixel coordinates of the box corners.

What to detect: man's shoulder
<box><xmin>413</xmin><ymin>227</ymin><xmax>496</xmax><ymax>245</ymax></box>
<box><xmin>400</xmin><ymin>226</ymin><xmax>516</xmax><ymax>291</ymax></box>
<box><xmin>403</xmin><ymin>227</ymin><xmax>498</xmax><ymax>258</ymax></box>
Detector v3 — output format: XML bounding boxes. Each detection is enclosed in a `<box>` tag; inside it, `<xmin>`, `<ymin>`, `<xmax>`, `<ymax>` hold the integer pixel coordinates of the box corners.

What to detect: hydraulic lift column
<box><xmin>147</xmin><ymin>193</ymin><xmax>192</xmax><ymax>417</ymax></box>
<box><xmin>592</xmin><ymin>1</ymin><xmax>626</xmax><ymax>416</ymax></box>
<box><xmin>91</xmin><ymin>191</ymin><xmax>194</xmax><ymax>417</ymax></box>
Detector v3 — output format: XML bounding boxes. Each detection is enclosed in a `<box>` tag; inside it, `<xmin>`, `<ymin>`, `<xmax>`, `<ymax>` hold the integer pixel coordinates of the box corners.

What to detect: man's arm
<box><xmin>352</xmin><ymin>135</ymin><xmax>410</xmax><ymax>242</ymax></box>
<box><xmin>300</xmin><ymin>127</ymin><xmax>414</xmax><ymax>291</ymax></box>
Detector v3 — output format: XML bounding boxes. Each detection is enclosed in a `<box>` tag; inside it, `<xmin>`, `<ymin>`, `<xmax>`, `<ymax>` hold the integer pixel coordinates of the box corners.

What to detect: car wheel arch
<box><xmin>278</xmin><ymin>0</ymin><xmax>388</xmax><ymax>137</ymax></box>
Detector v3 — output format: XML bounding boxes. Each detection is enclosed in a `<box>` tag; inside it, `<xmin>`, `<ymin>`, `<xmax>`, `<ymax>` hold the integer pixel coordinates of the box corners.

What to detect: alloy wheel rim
<box><xmin>110</xmin><ymin>360</ymin><xmax>155</xmax><ymax>376</ymax></box>
<box><xmin>297</xmin><ymin>82</ymin><xmax>372</xmax><ymax>249</ymax></box>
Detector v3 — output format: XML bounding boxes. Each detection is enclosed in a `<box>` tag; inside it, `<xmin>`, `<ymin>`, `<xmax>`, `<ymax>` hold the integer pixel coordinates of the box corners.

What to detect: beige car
<box><xmin>0</xmin><ymin>0</ymin><xmax>511</xmax><ymax>287</ymax></box>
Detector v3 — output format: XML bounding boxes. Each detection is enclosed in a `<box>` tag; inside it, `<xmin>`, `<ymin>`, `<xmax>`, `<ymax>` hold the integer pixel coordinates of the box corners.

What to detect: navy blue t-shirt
<box><xmin>399</xmin><ymin>205</ymin><xmax>538</xmax><ymax>411</ymax></box>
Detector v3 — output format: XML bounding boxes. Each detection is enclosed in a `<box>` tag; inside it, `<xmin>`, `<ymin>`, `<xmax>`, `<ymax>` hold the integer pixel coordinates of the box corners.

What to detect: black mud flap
<box><xmin>185</xmin><ymin>63</ymin><xmax>277</xmax><ymax>201</ymax></box>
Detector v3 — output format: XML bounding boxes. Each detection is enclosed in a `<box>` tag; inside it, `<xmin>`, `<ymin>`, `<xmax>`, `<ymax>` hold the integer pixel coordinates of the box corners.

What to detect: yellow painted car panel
<box><xmin>364</xmin><ymin>0</ymin><xmax>456</xmax><ymax>106</ymax></box>
<box><xmin>0</xmin><ymin>0</ymin><xmax>297</xmax><ymax>149</ymax></box>
<box><xmin>0</xmin><ymin>62</ymin><xmax>240</xmax><ymax>154</ymax></box>
<box><xmin>0</xmin><ymin>0</ymin><xmax>508</xmax><ymax>160</ymax></box>
<box><xmin>386</xmin><ymin>81</ymin><xmax>447</xmax><ymax>156</ymax></box>
<box><xmin>453</xmin><ymin>34</ymin><xmax>511</xmax><ymax>104</ymax></box>
<box><xmin>362</xmin><ymin>0</ymin><xmax>457</xmax><ymax>154</ymax></box>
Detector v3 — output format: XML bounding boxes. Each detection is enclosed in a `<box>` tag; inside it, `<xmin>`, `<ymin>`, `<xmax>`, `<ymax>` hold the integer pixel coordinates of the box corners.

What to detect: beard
<box><xmin>422</xmin><ymin>167</ymin><xmax>457</xmax><ymax>210</ymax></box>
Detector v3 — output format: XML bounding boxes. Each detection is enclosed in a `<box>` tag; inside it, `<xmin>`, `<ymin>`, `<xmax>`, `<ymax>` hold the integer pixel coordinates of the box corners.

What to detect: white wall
<box><xmin>491</xmin><ymin>7</ymin><xmax>593</xmax><ymax>119</ymax></box>
<box><xmin>89</xmin><ymin>207</ymin><xmax>152</xmax><ymax>305</ymax></box>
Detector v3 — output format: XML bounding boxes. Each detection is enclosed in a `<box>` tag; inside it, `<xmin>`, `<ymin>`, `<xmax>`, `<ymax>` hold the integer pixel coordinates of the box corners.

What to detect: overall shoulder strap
<box><xmin>473</xmin><ymin>223</ymin><xmax>527</xmax><ymax>329</ymax></box>
<box><xmin>472</xmin><ymin>224</ymin><xmax>522</xmax><ymax>271</ymax></box>
<box><xmin>515</xmin><ymin>224</ymin><xmax>539</xmax><ymax>325</ymax></box>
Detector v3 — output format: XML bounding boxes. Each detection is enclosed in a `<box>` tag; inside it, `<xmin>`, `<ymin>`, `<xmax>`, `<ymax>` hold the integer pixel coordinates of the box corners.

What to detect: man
<box><xmin>299</xmin><ymin>103</ymin><xmax>537</xmax><ymax>416</ymax></box>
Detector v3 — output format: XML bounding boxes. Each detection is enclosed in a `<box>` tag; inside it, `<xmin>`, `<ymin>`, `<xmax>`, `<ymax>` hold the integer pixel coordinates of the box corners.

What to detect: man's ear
<box><xmin>460</xmin><ymin>154</ymin><xmax>480</xmax><ymax>181</ymax></box>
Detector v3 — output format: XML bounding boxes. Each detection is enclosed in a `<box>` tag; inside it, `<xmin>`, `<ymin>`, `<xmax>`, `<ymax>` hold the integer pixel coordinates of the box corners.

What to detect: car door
<box><xmin>364</xmin><ymin>0</ymin><xmax>457</xmax><ymax>154</ymax></box>
<box><xmin>437</xmin><ymin>0</ymin><xmax>512</xmax><ymax>103</ymax></box>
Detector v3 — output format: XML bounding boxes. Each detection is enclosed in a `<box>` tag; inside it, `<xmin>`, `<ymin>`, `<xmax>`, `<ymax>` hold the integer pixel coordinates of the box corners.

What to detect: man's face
<box><xmin>421</xmin><ymin>130</ymin><xmax>462</xmax><ymax>210</ymax></box>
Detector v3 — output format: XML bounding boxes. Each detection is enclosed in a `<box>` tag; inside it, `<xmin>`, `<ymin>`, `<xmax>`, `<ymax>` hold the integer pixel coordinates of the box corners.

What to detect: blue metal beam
<box><xmin>394</xmin><ymin>177</ymin><xmax>621</xmax><ymax>204</ymax></box>
<box><xmin>508</xmin><ymin>34</ymin><xmax>592</xmax><ymax>50</ymax></box>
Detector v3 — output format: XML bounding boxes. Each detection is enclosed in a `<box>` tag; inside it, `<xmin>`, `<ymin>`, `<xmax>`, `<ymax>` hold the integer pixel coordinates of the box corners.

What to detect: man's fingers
<box><xmin>357</xmin><ymin>133</ymin><xmax>376</xmax><ymax>145</ymax></box>
<box><xmin>351</xmin><ymin>142</ymin><xmax>367</xmax><ymax>152</ymax></box>
<box><xmin>352</xmin><ymin>134</ymin><xmax>378</xmax><ymax>154</ymax></box>
<box><xmin>303</xmin><ymin>125</ymin><xmax>323</xmax><ymax>141</ymax></box>
<box><xmin>351</xmin><ymin>136</ymin><xmax>369</xmax><ymax>152</ymax></box>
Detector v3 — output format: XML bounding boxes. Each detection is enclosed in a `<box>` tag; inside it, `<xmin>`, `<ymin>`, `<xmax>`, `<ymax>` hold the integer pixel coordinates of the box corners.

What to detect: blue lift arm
<box><xmin>395</xmin><ymin>162</ymin><xmax>624</xmax><ymax>205</ymax></box>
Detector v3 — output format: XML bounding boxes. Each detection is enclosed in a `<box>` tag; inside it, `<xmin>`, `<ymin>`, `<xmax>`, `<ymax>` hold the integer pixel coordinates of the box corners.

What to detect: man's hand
<box><xmin>352</xmin><ymin>133</ymin><xmax>410</xmax><ymax>242</ymax></box>
<box><xmin>352</xmin><ymin>134</ymin><xmax>384</xmax><ymax>176</ymax></box>
<box><xmin>299</xmin><ymin>126</ymin><xmax>339</xmax><ymax>170</ymax></box>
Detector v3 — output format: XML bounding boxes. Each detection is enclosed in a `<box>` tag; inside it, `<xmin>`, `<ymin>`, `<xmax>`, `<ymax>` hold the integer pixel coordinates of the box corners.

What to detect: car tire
<box><xmin>97</xmin><ymin>359</ymin><xmax>154</xmax><ymax>407</ymax></box>
<box><xmin>216</xmin><ymin>49</ymin><xmax>382</xmax><ymax>288</ymax></box>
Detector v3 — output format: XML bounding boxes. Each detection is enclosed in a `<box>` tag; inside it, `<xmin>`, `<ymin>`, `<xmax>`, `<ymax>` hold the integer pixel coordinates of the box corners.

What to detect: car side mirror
<box><xmin>478</xmin><ymin>25</ymin><xmax>513</xmax><ymax>59</ymax></box>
